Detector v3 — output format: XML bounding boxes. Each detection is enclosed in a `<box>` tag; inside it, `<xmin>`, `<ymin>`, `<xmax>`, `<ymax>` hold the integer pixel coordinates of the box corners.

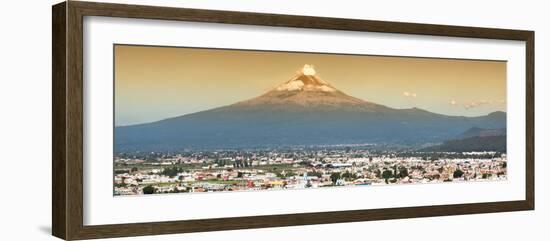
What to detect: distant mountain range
<box><xmin>115</xmin><ymin>65</ymin><xmax>506</xmax><ymax>152</ymax></box>
<box><xmin>421</xmin><ymin>127</ymin><xmax>507</xmax><ymax>152</ymax></box>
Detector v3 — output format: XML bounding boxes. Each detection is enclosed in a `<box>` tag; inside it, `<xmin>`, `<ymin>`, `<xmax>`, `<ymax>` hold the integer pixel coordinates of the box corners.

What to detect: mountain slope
<box><xmin>115</xmin><ymin>65</ymin><xmax>506</xmax><ymax>152</ymax></box>
<box><xmin>420</xmin><ymin>135</ymin><xmax>507</xmax><ymax>152</ymax></box>
<box><xmin>420</xmin><ymin>126</ymin><xmax>507</xmax><ymax>152</ymax></box>
<box><xmin>457</xmin><ymin>127</ymin><xmax>506</xmax><ymax>139</ymax></box>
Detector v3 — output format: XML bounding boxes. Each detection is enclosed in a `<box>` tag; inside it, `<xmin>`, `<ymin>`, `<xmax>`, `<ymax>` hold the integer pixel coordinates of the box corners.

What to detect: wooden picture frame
<box><xmin>52</xmin><ymin>1</ymin><xmax>534</xmax><ymax>240</ymax></box>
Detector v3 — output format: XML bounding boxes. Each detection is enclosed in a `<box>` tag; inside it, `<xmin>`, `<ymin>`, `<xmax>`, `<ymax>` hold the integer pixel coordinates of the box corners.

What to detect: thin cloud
<box><xmin>403</xmin><ymin>91</ymin><xmax>417</xmax><ymax>98</ymax></box>
<box><xmin>449</xmin><ymin>99</ymin><xmax>504</xmax><ymax>109</ymax></box>
<box><xmin>463</xmin><ymin>100</ymin><xmax>490</xmax><ymax>109</ymax></box>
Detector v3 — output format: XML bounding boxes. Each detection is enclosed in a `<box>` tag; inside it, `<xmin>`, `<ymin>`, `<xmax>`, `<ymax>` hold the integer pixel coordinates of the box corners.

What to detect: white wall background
<box><xmin>0</xmin><ymin>0</ymin><xmax>546</xmax><ymax>240</ymax></box>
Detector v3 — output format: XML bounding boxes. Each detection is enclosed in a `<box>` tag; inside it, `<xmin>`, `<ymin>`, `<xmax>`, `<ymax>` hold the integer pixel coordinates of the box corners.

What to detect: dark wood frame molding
<box><xmin>52</xmin><ymin>1</ymin><xmax>535</xmax><ymax>240</ymax></box>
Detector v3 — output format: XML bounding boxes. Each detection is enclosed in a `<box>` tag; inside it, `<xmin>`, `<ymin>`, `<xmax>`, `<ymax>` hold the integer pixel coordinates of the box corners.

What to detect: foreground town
<box><xmin>114</xmin><ymin>148</ymin><xmax>507</xmax><ymax>195</ymax></box>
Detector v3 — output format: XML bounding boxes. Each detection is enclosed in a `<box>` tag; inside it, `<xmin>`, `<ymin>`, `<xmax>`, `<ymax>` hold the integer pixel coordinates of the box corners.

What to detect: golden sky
<box><xmin>115</xmin><ymin>45</ymin><xmax>506</xmax><ymax>126</ymax></box>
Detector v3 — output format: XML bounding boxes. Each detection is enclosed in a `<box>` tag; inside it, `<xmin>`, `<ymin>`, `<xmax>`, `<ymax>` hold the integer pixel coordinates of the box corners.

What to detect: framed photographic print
<box><xmin>52</xmin><ymin>1</ymin><xmax>534</xmax><ymax>240</ymax></box>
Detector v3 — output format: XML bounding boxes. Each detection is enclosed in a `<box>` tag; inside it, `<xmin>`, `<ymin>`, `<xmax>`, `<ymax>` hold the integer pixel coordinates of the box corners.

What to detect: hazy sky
<box><xmin>115</xmin><ymin>45</ymin><xmax>506</xmax><ymax>126</ymax></box>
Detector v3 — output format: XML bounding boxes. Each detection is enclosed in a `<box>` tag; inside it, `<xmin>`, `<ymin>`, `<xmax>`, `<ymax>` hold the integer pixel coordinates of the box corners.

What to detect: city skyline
<box><xmin>115</xmin><ymin>45</ymin><xmax>506</xmax><ymax>126</ymax></box>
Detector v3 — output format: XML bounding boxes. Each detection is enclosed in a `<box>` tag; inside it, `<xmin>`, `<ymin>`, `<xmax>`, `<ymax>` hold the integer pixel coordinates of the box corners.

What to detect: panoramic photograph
<box><xmin>113</xmin><ymin>45</ymin><xmax>507</xmax><ymax>196</ymax></box>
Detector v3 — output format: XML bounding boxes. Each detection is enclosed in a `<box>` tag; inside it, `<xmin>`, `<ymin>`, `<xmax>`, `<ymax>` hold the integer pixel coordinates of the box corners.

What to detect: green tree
<box><xmin>330</xmin><ymin>172</ymin><xmax>341</xmax><ymax>184</ymax></box>
<box><xmin>307</xmin><ymin>171</ymin><xmax>322</xmax><ymax>178</ymax></box>
<box><xmin>142</xmin><ymin>185</ymin><xmax>156</xmax><ymax>194</ymax></box>
<box><xmin>382</xmin><ymin>170</ymin><xmax>393</xmax><ymax>184</ymax></box>
<box><xmin>285</xmin><ymin>171</ymin><xmax>296</xmax><ymax>178</ymax></box>
<box><xmin>162</xmin><ymin>167</ymin><xmax>181</xmax><ymax>177</ymax></box>
<box><xmin>398</xmin><ymin>166</ymin><xmax>409</xmax><ymax>178</ymax></box>
<box><xmin>341</xmin><ymin>171</ymin><xmax>357</xmax><ymax>180</ymax></box>
<box><xmin>453</xmin><ymin>169</ymin><xmax>465</xmax><ymax>178</ymax></box>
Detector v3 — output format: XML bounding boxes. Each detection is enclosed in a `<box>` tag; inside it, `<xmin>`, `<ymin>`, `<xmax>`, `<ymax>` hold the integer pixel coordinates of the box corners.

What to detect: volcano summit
<box><xmin>115</xmin><ymin>65</ymin><xmax>506</xmax><ymax>152</ymax></box>
<box><xmin>232</xmin><ymin>64</ymin><xmax>390</xmax><ymax>112</ymax></box>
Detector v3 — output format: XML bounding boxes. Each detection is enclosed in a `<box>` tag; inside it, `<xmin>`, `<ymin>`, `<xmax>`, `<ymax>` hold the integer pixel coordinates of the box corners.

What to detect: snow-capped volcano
<box><xmin>233</xmin><ymin>64</ymin><xmax>384</xmax><ymax>110</ymax></box>
<box><xmin>275</xmin><ymin>65</ymin><xmax>336</xmax><ymax>92</ymax></box>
